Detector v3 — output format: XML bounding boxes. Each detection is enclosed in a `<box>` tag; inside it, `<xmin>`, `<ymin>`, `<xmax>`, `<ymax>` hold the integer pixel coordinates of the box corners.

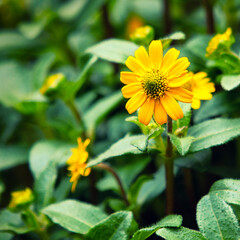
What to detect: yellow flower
<box><xmin>9</xmin><ymin>188</ymin><xmax>34</xmax><ymax>210</ymax></box>
<box><xmin>126</xmin><ymin>15</ymin><xmax>144</xmax><ymax>37</ymax></box>
<box><xmin>40</xmin><ymin>73</ymin><xmax>65</xmax><ymax>95</ymax></box>
<box><xmin>183</xmin><ymin>72</ymin><xmax>215</xmax><ymax>109</ymax></box>
<box><xmin>67</xmin><ymin>138</ymin><xmax>91</xmax><ymax>192</ymax></box>
<box><xmin>130</xmin><ymin>25</ymin><xmax>154</xmax><ymax>45</ymax></box>
<box><xmin>120</xmin><ymin>40</ymin><xmax>193</xmax><ymax>125</ymax></box>
<box><xmin>206</xmin><ymin>28</ymin><xmax>232</xmax><ymax>57</ymax></box>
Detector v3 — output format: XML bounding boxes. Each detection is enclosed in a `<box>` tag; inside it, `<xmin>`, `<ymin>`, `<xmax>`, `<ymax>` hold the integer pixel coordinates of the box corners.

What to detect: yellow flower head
<box><xmin>183</xmin><ymin>72</ymin><xmax>215</xmax><ymax>109</ymax></box>
<box><xmin>130</xmin><ymin>26</ymin><xmax>154</xmax><ymax>45</ymax></box>
<box><xmin>40</xmin><ymin>73</ymin><xmax>65</xmax><ymax>95</ymax></box>
<box><xmin>206</xmin><ymin>28</ymin><xmax>232</xmax><ymax>57</ymax></box>
<box><xmin>9</xmin><ymin>188</ymin><xmax>34</xmax><ymax>210</ymax></box>
<box><xmin>121</xmin><ymin>40</ymin><xmax>193</xmax><ymax>125</ymax></box>
<box><xmin>67</xmin><ymin>138</ymin><xmax>91</xmax><ymax>192</ymax></box>
<box><xmin>126</xmin><ymin>15</ymin><xmax>144</xmax><ymax>37</ymax></box>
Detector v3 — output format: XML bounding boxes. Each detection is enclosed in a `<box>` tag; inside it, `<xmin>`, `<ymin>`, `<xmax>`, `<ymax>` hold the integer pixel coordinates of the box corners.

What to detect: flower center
<box><xmin>141</xmin><ymin>69</ymin><xmax>169</xmax><ymax>99</ymax></box>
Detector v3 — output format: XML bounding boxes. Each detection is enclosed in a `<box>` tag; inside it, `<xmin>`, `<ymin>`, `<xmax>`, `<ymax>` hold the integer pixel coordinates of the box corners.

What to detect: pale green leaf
<box><xmin>131</xmin><ymin>215</ymin><xmax>182</xmax><ymax>240</ymax></box>
<box><xmin>221</xmin><ymin>75</ymin><xmax>240</xmax><ymax>91</ymax></box>
<box><xmin>0</xmin><ymin>145</ymin><xmax>29</xmax><ymax>171</ymax></box>
<box><xmin>188</xmin><ymin>118</ymin><xmax>240</xmax><ymax>152</ymax></box>
<box><xmin>156</xmin><ymin>227</ymin><xmax>207</xmax><ymax>240</ymax></box>
<box><xmin>86</xmin><ymin>39</ymin><xmax>139</xmax><ymax>64</ymax></box>
<box><xmin>197</xmin><ymin>194</ymin><xmax>240</xmax><ymax>240</ymax></box>
<box><xmin>210</xmin><ymin>179</ymin><xmax>240</xmax><ymax>206</ymax></box>
<box><xmin>161</xmin><ymin>32</ymin><xmax>185</xmax><ymax>49</ymax></box>
<box><xmin>42</xmin><ymin>200</ymin><xmax>107</xmax><ymax>234</ymax></box>
<box><xmin>86</xmin><ymin>211</ymin><xmax>136</xmax><ymax>240</ymax></box>
<box><xmin>170</xmin><ymin>135</ymin><xmax>194</xmax><ymax>156</ymax></box>
<box><xmin>87</xmin><ymin>135</ymin><xmax>145</xmax><ymax>168</ymax></box>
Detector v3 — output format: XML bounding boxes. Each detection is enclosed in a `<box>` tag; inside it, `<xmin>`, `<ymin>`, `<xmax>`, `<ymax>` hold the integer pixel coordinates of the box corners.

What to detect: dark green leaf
<box><xmin>188</xmin><ymin>118</ymin><xmax>240</xmax><ymax>152</ymax></box>
<box><xmin>197</xmin><ymin>194</ymin><xmax>240</xmax><ymax>240</ymax></box>
<box><xmin>210</xmin><ymin>179</ymin><xmax>240</xmax><ymax>206</ymax></box>
<box><xmin>42</xmin><ymin>200</ymin><xmax>107</xmax><ymax>234</ymax></box>
<box><xmin>86</xmin><ymin>211</ymin><xmax>136</xmax><ymax>240</ymax></box>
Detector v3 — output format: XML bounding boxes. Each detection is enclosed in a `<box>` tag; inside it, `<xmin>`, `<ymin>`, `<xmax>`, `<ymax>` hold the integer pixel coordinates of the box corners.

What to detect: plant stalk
<box><xmin>202</xmin><ymin>0</ymin><xmax>215</xmax><ymax>34</ymax></box>
<box><xmin>165</xmin><ymin>116</ymin><xmax>174</xmax><ymax>214</ymax></box>
<box><xmin>96</xmin><ymin>163</ymin><xmax>129</xmax><ymax>206</ymax></box>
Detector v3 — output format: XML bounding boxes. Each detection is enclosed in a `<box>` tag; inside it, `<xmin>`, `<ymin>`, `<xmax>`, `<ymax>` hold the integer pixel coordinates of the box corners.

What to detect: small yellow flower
<box><xmin>130</xmin><ymin>25</ymin><xmax>154</xmax><ymax>46</ymax></box>
<box><xmin>67</xmin><ymin>138</ymin><xmax>91</xmax><ymax>192</ymax></box>
<box><xmin>121</xmin><ymin>40</ymin><xmax>193</xmax><ymax>125</ymax></box>
<box><xmin>40</xmin><ymin>73</ymin><xmax>65</xmax><ymax>95</ymax></box>
<box><xmin>183</xmin><ymin>72</ymin><xmax>215</xmax><ymax>109</ymax></box>
<box><xmin>206</xmin><ymin>28</ymin><xmax>232</xmax><ymax>57</ymax></box>
<box><xmin>9</xmin><ymin>188</ymin><xmax>34</xmax><ymax>210</ymax></box>
<box><xmin>126</xmin><ymin>15</ymin><xmax>144</xmax><ymax>37</ymax></box>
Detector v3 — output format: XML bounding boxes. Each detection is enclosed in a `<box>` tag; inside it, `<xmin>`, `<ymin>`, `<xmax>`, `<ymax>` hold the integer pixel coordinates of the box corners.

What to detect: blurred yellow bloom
<box><xmin>126</xmin><ymin>15</ymin><xmax>144</xmax><ymax>37</ymax></box>
<box><xmin>130</xmin><ymin>25</ymin><xmax>154</xmax><ymax>45</ymax></box>
<box><xmin>206</xmin><ymin>28</ymin><xmax>232</xmax><ymax>57</ymax></box>
<box><xmin>183</xmin><ymin>72</ymin><xmax>215</xmax><ymax>109</ymax></box>
<box><xmin>9</xmin><ymin>188</ymin><xmax>34</xmax><ymax>210</ymax></box>
<box><xmin>40</xmin><ymin>73</ymin><xmax>65</xmax><ymax>95</ymax></box>
<box><xmin>121</xmin><ymin>40</ymin><xmax>193</xmax><ymax>125</ymax></box>
<box><xmin>67</xmin><ymin>138</ymin><xmax>91</xmax><ymax>192</ymax></box>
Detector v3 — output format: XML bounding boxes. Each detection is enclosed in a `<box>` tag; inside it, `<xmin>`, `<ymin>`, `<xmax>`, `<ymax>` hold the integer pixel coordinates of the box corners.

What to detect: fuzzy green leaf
<box><xmin>161</xmin><ymin>32</ymin><xmax>185</xmax><ymax>50</ymax></box>
<box><xmin>156</xmin><ymin>227</ymin><xmax>207</xmax><ymax>240</ymax></box>
<box><xmin>87</xmin><ymin>135</ymin><xmax>145</xmax><ymax>168</ymax></box>
<box><xmin>197</xmin><ymin>194</ymin><xmax>240</xmax><ymax>240</ymax></box>
<box><xmin>86</xmin><ymin>39</ymin><xmax>139</xmax><ymax>64</ymax></box>
<box><xmin>170</xmin><ymin>135</ymin><xmax>194</xmax><ymax>156</ymax></box>
<box><xmin>188</xmin><ymin>118</ymin><xmax>240</xmax><ymax>152</ymax></box>
<box><xmin>42</xmin><ymin>200</ymin><xmax>107</xmax><ymax>234</ymax></box>
<box><xmin>131</xmin><ymin>215</ymin><xmax>182</xmax><ymax>240</ymax></box>
<box><xmin>0</xmin><ymin>145</ymin><xmax>29</xmax><ymax>171</ymax></box>
<box><xmin>210</xmin><ymin>179</ymin><xmax>240</xmax><ymax>206</ymax></box>
<box><xmin>86</xmin><ymin>211</ymin><xmax>136</xmax><ymax>240</ymax></box>
<box><xmin>221</xmin><ymin>75</ymin><xmax>240</xmax><ymax>91</ymax></box>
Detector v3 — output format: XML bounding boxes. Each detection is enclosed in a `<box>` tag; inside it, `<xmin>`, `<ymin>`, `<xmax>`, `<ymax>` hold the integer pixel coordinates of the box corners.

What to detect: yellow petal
<box><xmin>192</xmin><ymin>98</ymin><xmax>201</xmax><ymax>109</ymax></box>
<box><xmin>194</xmin><ymin>91</ymin><xmax>212</xmax><ymax>100</ymax></box>
<box><xmin>160</xmin><ymin>93</ymin><xmax>183</xmax><ymax>120</ymax></box>
<box><xmin>120</xmin><ymin>72</ymin><xmax>141</xmax><ymax>84</ymax></box>
<box><xmin>126</xmin><ymin>92</ymin><xmax>147</xmax><ymax>114</ymax></box>
<box><xmin>154</xmin><ymin>100</ymin><xmax>167</xmax><ymax>125</ymax></box>
<box><xmin>135</xmin><ymin>46</ymin><xmax>151</xmax><ymax>68</ymax></box>
<box><xmin>149</xmin><ymin>40</ymin><xmax>163</xmax><ymax>69</ymax></box>
<box><xmin>83</xmin><ymin>167</ymin><xmax>91</xmax><ymax>176</ymax></box>
<box><xmin>168</xmin><ymin>87</ymin><xmax>193</xmax><ymax>103</ymax></box>
<box><xmin>161</xmin><ymin>48</ymin><xmax>180</xmax><ymax>73</ymax></box>
<box><xmin>83</xmin><ymin>138</ymin><xmax>90</xmax><ymax>148</ymax></box>
<box><xmin>122</xmin><ymin>82</ymin><xmax>142</xmax><ymax>98</ymax></box>
<box><xmin>168</xmin><ymin>75</ymin><xmax>192</xmax><ymax>87</ymax></box>
<box><xmin>194</xmin><ymin>72</ymin><xmax>207</xmax><ymax>79</ymax></box>
<box><xmin>126</xmin><ymin>56</ymin><xmax>146</xmax><ymax>73</ymax></box>
<box><xmin>138</xmin><ymin>98</ymin><xmax>155</xmax><ymax>125</ymax></box>
<box><xmin>167</xmin><ymin>57</ymin><xmax>190</xmax><ymax>76</ymax></box>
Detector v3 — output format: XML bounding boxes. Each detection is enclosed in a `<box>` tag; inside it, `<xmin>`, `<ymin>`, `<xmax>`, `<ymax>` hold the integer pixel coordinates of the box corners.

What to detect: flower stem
<box><xmin>165</xmin><ymin>116</ymin><xmax>174</xmax><ymax>214</ymax></box>
<box><xmin>202</xmin><ymin>0</ymin><xmax>215</xmax><ymax>34</ymax></box>
<box><xmin>96</xmin><ymin>163</ymin><xmax>129</xmax><ymax>206</ymax></box>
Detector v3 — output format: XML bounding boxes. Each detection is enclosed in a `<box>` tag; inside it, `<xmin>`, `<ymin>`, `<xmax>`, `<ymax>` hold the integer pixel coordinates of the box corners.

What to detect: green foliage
<box><xmin>42</xmin><ymin>200</ymin><xmax>107</xmax><ymax>234</ymax></box>
<box><xmin>188</xmin><ymin>118</ymin><xmax>240</xmax><ymax>152</ymax></box>
<box><xmin>161</xmin><ymin>32</ymin><xmax>185</xmax><ymax>50</ymax></box>
<box><xmin>221</xmin><ymin>75</ymin><xmax>240</xmax><ymax>91</ymax></box>
<box><xmin>86</xmin><ymin>211</ymin><xmax>137</xmax><ymax>240</ymax></box>
<box><xmin>0</xmin><ymin>145</ymin><xmax>29</xmax><ymax>171</ymax></box>
<box><xmin>170</xmin><ymin>135</ymin><xmax>194</xmax><ymax>156</ymax></box>
<box><xmin>197</xmin><ymin>194</ymin><xmax>240</xmax><ymax>240</ymax></box>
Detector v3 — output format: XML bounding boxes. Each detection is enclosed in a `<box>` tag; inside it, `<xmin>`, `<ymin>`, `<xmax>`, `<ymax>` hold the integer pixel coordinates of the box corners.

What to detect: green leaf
<box><xmin>0</xmin><ymin>232</ymin><xmax>13</xmax><ymax>240</ymax></box>
<box><xmin>188</xmin><ymin>118</ymin><xmax>240</xmax><ymax>152</ymax></box>
<box><xmin>156</xmin><ymin>227</ymin><xmax>207</xmax><ymax>240</ymax></box>
<box><xmin>86</xmin><ymin>39</ymin><xmax>139</xmax><ymax>64</ymax></box>
<box><xmin>197</xmin><ymin>194</ymin><xmax>240</xmax><ymax>240</ymax></box>
<box><xmin>42</xmin><ymin>200</ymin><xmax>107</xmax><ymax>234</ymax></box>
<box><xmin>194</xmin><ymin>91</ymin><xmax>240</xmax><ymax>123</ymax></box>
<box><xmin>221</xmin><ymin>75</ymin><xmax>240</xmax><ymax>91</ymax></box>
<box><xmin>131</xmin><ymin>215</ymin><xmax>182</xmax><ymax>240</ymax></box>
<box><xmin>175</xmin><ymin>149</ymin><xmax>211</xmax><ymax>171</ymax></box>
<box><xmin>161</xmin><ymin>32</ymin><xmax>185</xmax><ymax>50</ymax></box>
<box><xmin>83</xmin><ymin>91</ymin><xmax>123</xmax><ymax>136</ymax></box>
<box><xmin>97</xmin><ymin>156</ymin><xmax>150</xmax><ymax>192</ymax></box>
<box><xmin>170</xmin><ymin>135</ymin><xmax>194</xmax><ymax>156</ymax></box>
<box><xmin>86</xmin><ymin>211</ymin><xmax>136</xmax><ymax>240</ymax></box>
<box><xmin>0</xmin><ymin>209</ymin><xmax>33</xmax><ymax>234</ymax></box>
<box><xmin>0</xmin><ymin>145</ymin><xmax>29</xmax><ymax>171</ymax></box>
<box><xmin>87</xmin><ymin>135</ymin><xmax>145</xmax><ymax>168</ymax></box>
<box><xmin>210</xmin><ymin>179</ymin><xmax>240</xmax><ymax>206</ymax></box>
<box><xmin>29</xmin><ymin>141</ymin><xmax>72</xmax><ymax>209</ymax></box>
<box><xmin>32</xmin><ymin>53</ymin><xmax>56</xmax><ymax>90</ymax></box>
